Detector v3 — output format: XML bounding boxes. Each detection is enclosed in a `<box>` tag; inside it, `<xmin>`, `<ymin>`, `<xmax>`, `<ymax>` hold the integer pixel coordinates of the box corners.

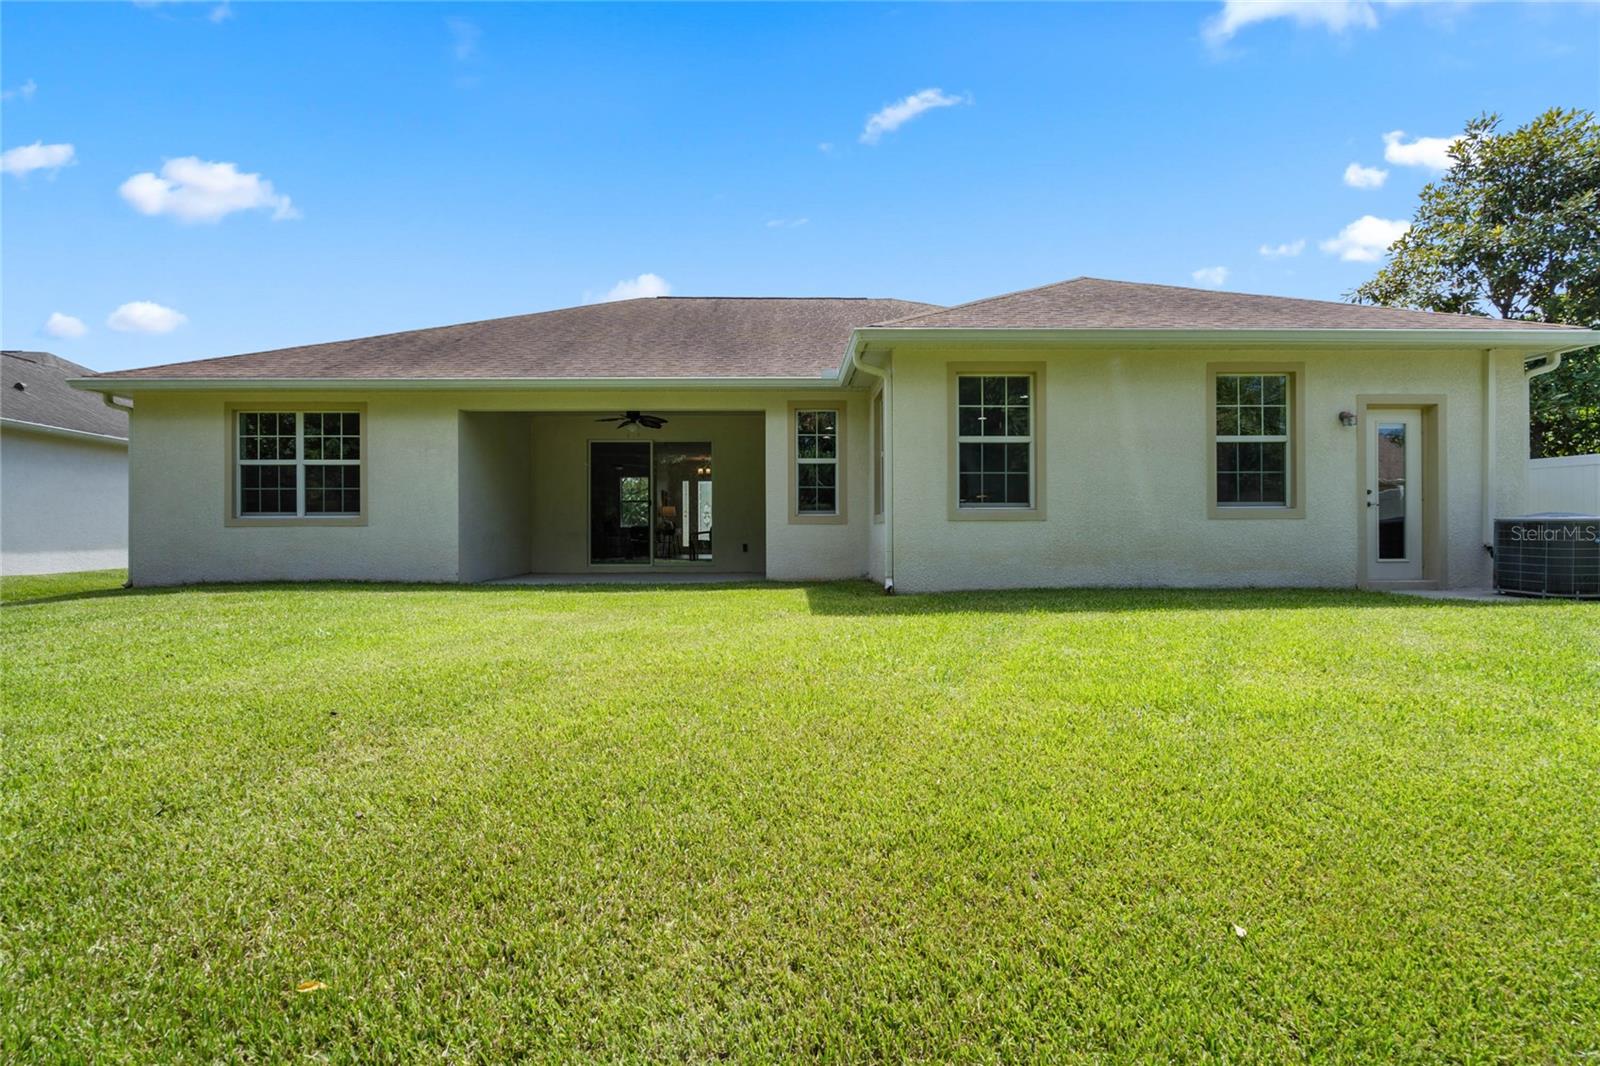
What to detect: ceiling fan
<box><xmin>594</xmin><ymin>410</ymin><xmax>669</xmax><ymax>430</ymax></box>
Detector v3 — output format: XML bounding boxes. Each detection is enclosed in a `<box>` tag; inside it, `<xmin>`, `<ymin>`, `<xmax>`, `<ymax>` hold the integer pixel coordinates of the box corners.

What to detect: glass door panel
<box><xmin>590</xmin><ymin>442</ymin><xmax>652</xmax><ymax>564</ymax></box>
<box><xmin>1375</xmin><ymin>422</ymin><xmax>1408</xmax><ymax>560</ymax></box>
<box><xmin>653</xmin><ymin>443</ymin><xmax>712</xmax><ymax>562</ymax></box>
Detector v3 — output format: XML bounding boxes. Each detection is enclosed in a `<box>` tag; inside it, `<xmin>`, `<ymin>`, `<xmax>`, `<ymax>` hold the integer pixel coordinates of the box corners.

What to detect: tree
<box><xmin>1352</xmin><ymin>108</ymin><xmax>1600</xmax><ymax>457</ymax></box>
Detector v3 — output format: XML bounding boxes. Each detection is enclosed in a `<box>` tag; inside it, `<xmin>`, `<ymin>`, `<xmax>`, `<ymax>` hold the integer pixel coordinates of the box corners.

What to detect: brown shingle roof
<box><xmin>3</xmin><ymin>351</ymin><xmax>129</xmax><ymax>438</ymax></box>
<box><xmin>79</xmin><ymin>279</ymin><xmax>1587</xmax><ymax>389</ymax></box>
<box><xmin>87</xmin><ymin>297</ymin><xmax>941</xmax><ymax>382</ymax></box>
<box><xmin>872</xmin><ymin>277</ymin><xmax>1582</xmax><ymax>331</ymax></box>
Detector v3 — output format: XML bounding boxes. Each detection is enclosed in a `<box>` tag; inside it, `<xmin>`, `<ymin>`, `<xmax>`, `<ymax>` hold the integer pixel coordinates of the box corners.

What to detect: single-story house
<box><xmin>3</xmin><ymin>350</ymin><xmax>130</xmax><ymax>575</ymax></box>
<box><xmin>70</xmin><ymin>278</ymin><xmax>1598</xmax><ymax>592</ymax></box>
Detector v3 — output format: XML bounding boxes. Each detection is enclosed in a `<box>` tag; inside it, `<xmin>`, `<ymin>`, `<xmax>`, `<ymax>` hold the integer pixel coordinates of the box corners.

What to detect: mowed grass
<box><xmin>2</xmin><ymin>571</ymin><xmax>1597</xmax><ymax>1062</ymax></box>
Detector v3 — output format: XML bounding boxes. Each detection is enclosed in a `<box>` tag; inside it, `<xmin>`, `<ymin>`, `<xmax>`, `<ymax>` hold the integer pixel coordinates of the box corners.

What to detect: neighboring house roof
<box><xmin>80</xmin><ymin>297</ymin><xmax>941</xmax><ymax>383</ymax></box>
<box><xmin>871</xmin><ymin>277</ymin><xmax>1586</xmax><ymax>331</ymax></box>
<box><xmin>2</xmin><ymin>350</ymin><xmax>129</xmax><ymax>440</ymax></box>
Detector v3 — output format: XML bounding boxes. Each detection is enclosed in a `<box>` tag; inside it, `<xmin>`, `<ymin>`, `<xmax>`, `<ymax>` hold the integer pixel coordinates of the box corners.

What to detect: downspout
<box><xmin>1525</xmin><ymin>350</ymin><xmax>1565</xmax><ymax>381</ymax></box>
<box><xmin>849</xmin><ymin>344</ymin><xmax>894</xmax><ymax>593</ymax></box>
<box><xmin>1482</xmin><ymin>350</ymin><xmax>1497</xmax><ymax>553</ymax></box>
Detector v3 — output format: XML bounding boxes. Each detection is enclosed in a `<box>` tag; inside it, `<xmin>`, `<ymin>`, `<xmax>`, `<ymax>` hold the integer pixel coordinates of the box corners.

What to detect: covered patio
<box><xmin>457</xmin><ymin>409</ymin><xmax>767</xmax><ymax>582</ymax></box>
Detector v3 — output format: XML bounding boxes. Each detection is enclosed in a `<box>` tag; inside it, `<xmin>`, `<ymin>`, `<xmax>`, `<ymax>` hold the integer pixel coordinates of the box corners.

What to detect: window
<box><xmin>795</xmin><ymin>408</ymin><xmax>839</xmax><ymax>515</ymax></box>
<box><xmin>235</xmin><ymin>410</ymin><xmax>363</xmax><ymax>519</ymax></box>
<box><xmin>956</xmin><ymin>374</ymin><xmax>1034</xmax><ymax>508</ymax></box>
<box><xmin>1215</xmin><ymin>373</ymin><xmax>1289</xmax><ymax>507</ymax></box>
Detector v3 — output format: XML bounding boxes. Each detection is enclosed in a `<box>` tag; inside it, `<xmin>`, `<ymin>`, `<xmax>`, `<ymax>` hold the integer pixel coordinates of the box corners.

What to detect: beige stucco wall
<box><xmin>883</xmin><ymin>344</ymin><xmax>1529</xmax><ymax>592</ymax></box>
<box><xmin>124</xmin><ymin>388</ymin><xmax>876</xmax><ymax>586</ymax></box>
<box><xmin>458</xmin><ymin>412</ymin><xmax>535</xmax><ymax>582</ymax></box>
<box><xmin>1</xmin><ymin>425</ymin><xmax>129</xmax><ymax>575</ymax></box>
<box><xmin>119</xmin><ymin>350</ymin><xmax>1530</xmax><ymax>590</ymax></box>
<box><xmin>129</xmin><ymin>391</ymin><xmax>459</xmax><ymax>585</ymax></box>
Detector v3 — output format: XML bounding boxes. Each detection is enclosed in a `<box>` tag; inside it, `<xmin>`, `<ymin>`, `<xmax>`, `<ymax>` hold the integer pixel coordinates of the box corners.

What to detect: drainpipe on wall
<box><xmin>1482</xmin><ymin>349</ymin><xmax>1497</xmax><ymax>554</ymax></box>
<box><xmin>849</xmin><ymin>346</ymin><xmax>894</xmax><ymax>593</ymax></box>
<box><xmin>1519</xmin><ymin>349</ymin><xmax>1567</xmax><ymax>525</ymax></box>
<box><xmin>1525</xmin><ymin>350</ymin><xmax>1566</xmax><ymax>381</ymax></box>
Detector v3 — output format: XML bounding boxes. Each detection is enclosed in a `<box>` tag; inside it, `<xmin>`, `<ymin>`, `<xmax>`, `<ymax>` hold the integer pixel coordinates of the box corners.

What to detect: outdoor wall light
<box><xmin>1338</xmin><ymin>410</ymin><xmax>1358</xmax><ymax>428</ymax></box>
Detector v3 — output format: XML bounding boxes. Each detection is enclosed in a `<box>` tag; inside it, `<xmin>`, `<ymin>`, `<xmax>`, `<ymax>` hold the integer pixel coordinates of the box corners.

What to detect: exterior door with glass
<box><xmin>1365</xmin><ymin>409</ymin><xmax>1424</xmax><ymax>581</ymax></box>
<box><xmin>588</xmin><ymin>440</ymin><xmax>713</xmax><ymax>566</ymax></box>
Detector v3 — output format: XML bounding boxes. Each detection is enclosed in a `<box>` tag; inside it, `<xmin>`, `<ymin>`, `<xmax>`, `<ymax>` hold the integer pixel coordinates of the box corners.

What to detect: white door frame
<box><xmin>1355</xmin><ymin>397</ymin><xmax>1446</xmax><ymax>588</ymax></box>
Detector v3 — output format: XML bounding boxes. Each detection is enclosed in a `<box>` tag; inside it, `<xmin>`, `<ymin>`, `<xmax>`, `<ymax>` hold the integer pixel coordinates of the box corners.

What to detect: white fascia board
<box><xmin>0</xmin><ymin>417</ymin><xmax>129</xmax><ymax>445</ymax></box>
<box><xmin>67</xmin><ymin>374</ymin><xmax>846</xmax><ymax>394</ymax></box>
<box><xmin>850</xmin><ymin>326</ymin><xmax>1600</xmax><ymax>352</ymax></box>
<box><xmin>836</xmin><ymin>326</ymin><xmax>1600</xmax><ymax>383</ymax></box>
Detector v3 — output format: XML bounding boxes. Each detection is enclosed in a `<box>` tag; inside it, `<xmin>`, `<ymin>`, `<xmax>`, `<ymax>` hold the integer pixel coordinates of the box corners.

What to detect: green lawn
<box><xmin>3</xmin><ymin>571</ymin><xmax>1597</xmax><ymax>1062</ymax></box>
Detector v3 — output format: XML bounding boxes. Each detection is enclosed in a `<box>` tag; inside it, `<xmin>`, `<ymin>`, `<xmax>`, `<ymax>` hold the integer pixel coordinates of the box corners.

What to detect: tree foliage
<box><xmin>1352</xmin><ymin>108</ymin><xmax>1600</xmax><ymax>457</ymax></box>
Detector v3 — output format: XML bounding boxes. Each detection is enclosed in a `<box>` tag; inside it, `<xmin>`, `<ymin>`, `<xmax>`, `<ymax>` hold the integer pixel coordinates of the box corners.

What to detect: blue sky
<box><xmin>2</xmin><ymin>1</ymin><xmax>1595</xmax><ymax>372</ymax></box>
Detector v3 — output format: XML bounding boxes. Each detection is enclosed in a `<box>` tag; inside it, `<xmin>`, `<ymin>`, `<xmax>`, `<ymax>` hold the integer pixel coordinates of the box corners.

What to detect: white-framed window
<box><xmin>795</xmin><ymin>408</ymin><xmax>839</xmax><ymax>514</ymax></box>
<box><xmin>956</xmin><ymin>374</ymin><xmax>1034</xmax><ymax>508</ymax></box>
<box><xmin>1215</xmin><ymin>373</ymin><xmax>1290</xmax><ymax>507</ymax></box>
<box><xmin>236</xmin><ymin>410</ymin><xmax>362</xmax><ymax>518</ymax></box>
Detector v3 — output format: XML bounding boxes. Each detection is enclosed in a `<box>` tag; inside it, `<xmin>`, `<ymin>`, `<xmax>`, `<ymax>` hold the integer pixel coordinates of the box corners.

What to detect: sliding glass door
<box><xmin>654</xmin><ymin>443</ymin><xmax>713</xmax><ymax>562</ymax></box>
<box><xmin>589</xmin><ymin>441</ymin><xmax>712</xmax><ymax>565</ymax></box>
<box><xmin>589</xmin><ymin>443</ymin><xmax>652</xmax><ymax>565</ymax></box>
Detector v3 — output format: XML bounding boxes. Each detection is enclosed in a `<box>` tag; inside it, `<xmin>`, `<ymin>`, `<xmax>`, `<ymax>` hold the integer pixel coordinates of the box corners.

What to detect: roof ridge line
<box><xmin>872</xmin><ymin>276</ymin><xmax>1094</xmax><ymax>325</ymax></box>
<box><xmin>658</xmin><ymin>295</ymin><xmax>915</xmax><ymax>302</ymax></box>
<box><xmin>869</xmin><ymin>276</ymin><xmax>1578</xmax><ymax>330</ymax></box>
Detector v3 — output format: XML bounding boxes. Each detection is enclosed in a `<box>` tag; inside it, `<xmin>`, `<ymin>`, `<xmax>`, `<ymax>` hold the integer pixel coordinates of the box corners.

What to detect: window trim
<box><xmin>787</xmin><ymin>401</ymin><xmax>847</xmax><ymax>525</ymax></box>
<box><xmin>224</xmin><ymin>402</ymin><xmax>369</xmax><ymax>528</ymax></box>
<box><xmin>946</xmin><ymin>362</ymin><xmax>1046</xmax><ymax>522</ymax></box>
<box><xmin>1205</xmin><ymin>362</ymin><xmax>1305</xmax><ymax>520</ymax></box>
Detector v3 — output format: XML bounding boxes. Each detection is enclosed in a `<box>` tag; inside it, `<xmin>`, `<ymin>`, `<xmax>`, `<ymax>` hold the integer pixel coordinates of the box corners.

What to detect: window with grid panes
<box><xmin>236</xmin><ymin>411</ymin><xmax>362</xmax><ymax>517</ymax></box>
<box><xmin>1215</xmin><ymin>374</ymin><xmax>1289</xmax><ymax>506</ymax></box>
<box><xmin>795</xmin><ymin>408</ymin><xmax>839</xmax><ymax>514</ymax></box>
<box><xmin>956</xmin><ymin>374</ymin><xmax>1033</xmax><ymax>507</ymax></box>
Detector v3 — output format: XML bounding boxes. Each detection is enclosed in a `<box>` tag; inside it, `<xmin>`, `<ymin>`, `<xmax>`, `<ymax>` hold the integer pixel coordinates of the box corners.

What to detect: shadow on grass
<box><xmin>0</xmin><ymin>572</ymin><xmax>1526</xmax><ymax>614</ymax></box>
<box><xmin>797</xmin><ymin>582</ymin><xmax>1519</xmax><ymax>615</ymax></box>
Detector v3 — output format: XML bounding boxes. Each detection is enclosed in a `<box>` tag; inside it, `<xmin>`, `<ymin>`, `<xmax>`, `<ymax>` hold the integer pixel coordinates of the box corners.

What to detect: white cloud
<box><xmin>1191</xmin><ymin>266</ymin><xmax>1230</xmax><ymax>287</ymax></box>
<box><xmin>1319</xmin><ymin>215</ymin><xmax>1410</xmax><ymax>262</ymax></box>
<box><xmin>1382</xmin><ymin>129</ymin><xmax>1458</xmax><ymax>171</ymax></box>
<box><xmin>1204</xmin><ymin>0</ymin><xmax>1378</xmax><ymax>44</ymax></box>
<box><xmin>44</xmin><ymin>312</ymin><xmax>88</xmax><ymax>339</ymax></box>
<box><xmin>765</xmin><ymin>217</ymin><xmax>809</xmax><ymax>229</ymax></box>
<box><xmin>448</xmin><ymin>18</ymin><xmax>480</xmax><ymax>61</ymax></box>
<box><xmin>119</xmin><ymin>157</ymin><xmax>298</xmax><ymax>223</ymax></box>
<box><xmin>817</xmin><ymin>142</ymin><xmax>835</xmax><ymax>154</ymax></box>
<box><xmin>1258</xmin><ymin>239</ymin><xmax>1306</xmax><ymax>258</ymax></box>
<box><xmin>1343</xmin><ymin>162</ymin><xmax>1388</xmax><ymax>189</ymax></box>
<box><xmin>591</xmin><ymin>273</ymin><xmax>672</xmax><ymax>303</ymax></box>
<box><xmin>2</xmin><ymin>141</ymin><xmax>75</xmax><ymax>178</ymax></box>
<box><xmin>209</xmin><ymin>2</ymin><xmax>233</xmax><ymax>23</ymax></box>
<box><xmin>859</xmin><ymin>88</ymin><xmax>967</xmax><ymax>145</ymax></box>
<box><xmin>2</xmin><ymin>79</ymin><xmax>37</xmax><ymax>102</ymax></box>
<box><xmin>107</xmin><ymin>301</ymin><xmax>188</xmax><ymax>334</ymax></box>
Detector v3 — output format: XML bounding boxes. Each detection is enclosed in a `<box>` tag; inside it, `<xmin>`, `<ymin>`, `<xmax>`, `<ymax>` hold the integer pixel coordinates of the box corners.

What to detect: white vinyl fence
<box><xmin>1527</xmin><ymin>454</ymin><xmax>1600</xmax><ymax>515</ymax></box>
